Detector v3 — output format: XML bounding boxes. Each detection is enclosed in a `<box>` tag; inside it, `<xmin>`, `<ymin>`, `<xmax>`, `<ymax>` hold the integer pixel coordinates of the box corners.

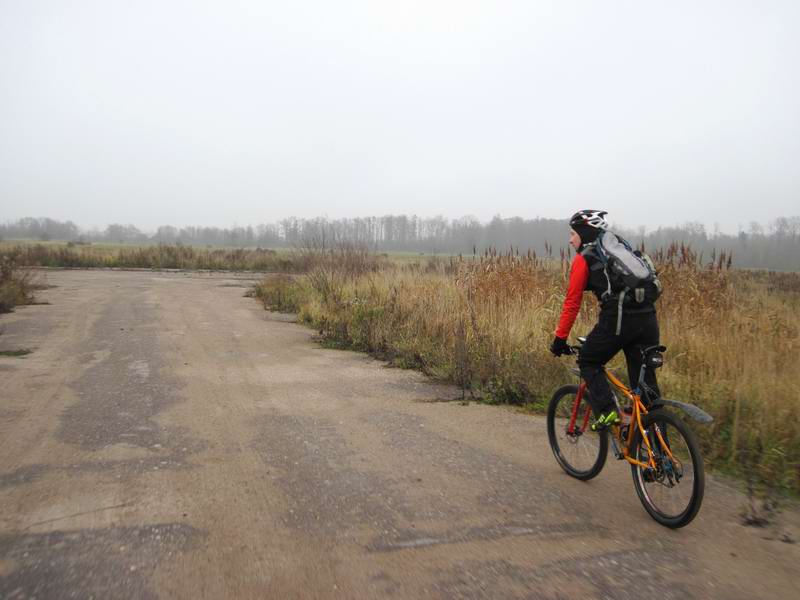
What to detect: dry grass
<box><xmin>254</xmin><ymin>244</ymin><xmax>800</xmax><ymax>493</ymax></box>
<box><xmin>1</xmin><ymin>242</ymin><xmax>303</xmax><ymax>272</ymax></box>
<box><xmin>0</xmin><ymin>256</ymin><xmax>37</xmax><ymax>313</ymax></box>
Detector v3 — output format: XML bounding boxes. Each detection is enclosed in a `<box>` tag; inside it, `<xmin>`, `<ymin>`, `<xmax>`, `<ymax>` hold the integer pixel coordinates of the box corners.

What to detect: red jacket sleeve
<box><xmin>555</xmin><ymin>254</ymin><xmax>588</xmax><ymax>339</ymax></box>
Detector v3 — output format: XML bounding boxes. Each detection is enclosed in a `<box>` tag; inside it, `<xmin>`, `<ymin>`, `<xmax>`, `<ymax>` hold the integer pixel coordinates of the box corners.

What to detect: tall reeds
<box><xmin>255</xmin><ymin>245</ymin><xmax>800</xmax><ymax>493</ymax></box>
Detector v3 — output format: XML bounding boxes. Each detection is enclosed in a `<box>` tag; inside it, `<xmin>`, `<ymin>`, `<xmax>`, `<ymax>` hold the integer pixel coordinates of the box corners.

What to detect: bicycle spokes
<box><xmin>633</xmin><ymin>415</ymin><xmax>700</xmax><ymax>524</ymax></box>
<box><xmin>565</xmin><ymin>403</ymin><xmax>593</xmax><ymax>446</ymax></box>
<box><xmin>547</xmin><ymin>385</ymin><xmax>608</xmax><ymax>480</ymax></box>
<box><xmin>641</xmin><ymin>428</ymin><xmax>681</xmax><ymax>487</ymax></box>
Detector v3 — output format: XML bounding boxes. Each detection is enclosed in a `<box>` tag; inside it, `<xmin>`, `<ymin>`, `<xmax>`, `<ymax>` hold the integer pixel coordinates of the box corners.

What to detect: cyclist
<box><xmin>549</xmin><ymin>210</ymin><xmax>661</xmax><ymax>430</ymax></box>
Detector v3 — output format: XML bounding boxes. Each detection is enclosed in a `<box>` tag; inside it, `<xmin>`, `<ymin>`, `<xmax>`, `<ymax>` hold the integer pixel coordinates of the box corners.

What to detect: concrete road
<box><xmin>1</xmin><ymin>269</ymin><xmax>797</xmax><ymax>599</ymax></box>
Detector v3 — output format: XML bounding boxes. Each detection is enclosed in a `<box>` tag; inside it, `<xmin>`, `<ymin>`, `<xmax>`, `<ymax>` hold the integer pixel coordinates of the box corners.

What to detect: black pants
<box><xmin>578</xmin><ymin>311</ymin><xmax>661</xmax><ymax>416</ymax></box>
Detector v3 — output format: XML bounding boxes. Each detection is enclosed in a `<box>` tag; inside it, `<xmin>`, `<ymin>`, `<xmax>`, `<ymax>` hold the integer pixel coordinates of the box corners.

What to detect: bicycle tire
<box><xmin>547</xmin><ymin>385</ymin><xmax>608</xmax><ymax>480</ymax></box>
<box><xmin>630</xmin><ymin>409</ymin><xmax>705</xmax><ymax>528</ymax></box>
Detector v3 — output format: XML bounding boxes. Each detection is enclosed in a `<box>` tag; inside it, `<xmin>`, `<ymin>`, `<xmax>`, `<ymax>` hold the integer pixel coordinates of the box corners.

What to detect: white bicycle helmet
<box><xmin>569</xmin><ymin>210</ymin><xmax>609</xmax><ymax>231</ymax></box>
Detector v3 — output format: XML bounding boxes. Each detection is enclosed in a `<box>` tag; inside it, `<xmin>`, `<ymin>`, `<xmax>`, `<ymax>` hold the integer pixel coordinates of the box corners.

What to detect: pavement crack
<box><xmin>368</xmin><ymin>520</ymin><xmax>595</xmax><ymax>553</ymax></box>
<box><xmin>21</xmin><ymin>503</ymin><xmax>135</xmax><ymax>532</ymax></box>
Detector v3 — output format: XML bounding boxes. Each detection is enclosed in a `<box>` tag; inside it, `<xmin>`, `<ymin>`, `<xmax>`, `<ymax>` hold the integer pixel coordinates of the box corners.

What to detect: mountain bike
<box><xmin>546</xmin><ymin>338</ymin><xmax>712</xmax><ymax>528</ymax></box>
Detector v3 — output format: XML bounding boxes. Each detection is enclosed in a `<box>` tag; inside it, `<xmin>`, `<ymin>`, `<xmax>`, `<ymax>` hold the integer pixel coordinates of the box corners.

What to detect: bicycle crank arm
<box><xmin>658</xmin><ymin>399</ymin><xmax>714</xmax><ymax>424</ymax></box>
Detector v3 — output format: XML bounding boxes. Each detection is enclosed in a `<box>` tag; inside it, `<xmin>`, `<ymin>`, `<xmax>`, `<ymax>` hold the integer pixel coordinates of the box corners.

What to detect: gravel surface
<box><xmin>0</xmin><ymin>269</ymin><xmax>797</xmax><ymax>599</ymax></box>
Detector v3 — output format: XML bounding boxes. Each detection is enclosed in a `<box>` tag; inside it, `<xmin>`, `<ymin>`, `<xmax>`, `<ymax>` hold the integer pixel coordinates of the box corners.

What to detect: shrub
<box><xmin>0</xmin><ymin>256</ymin><xmax>36</xmax><ymax>313</ymax></box>
<box><xmin>253</xmin><ymin>275</ymin><xmax>308</xmax><ymax>313</ymax></box>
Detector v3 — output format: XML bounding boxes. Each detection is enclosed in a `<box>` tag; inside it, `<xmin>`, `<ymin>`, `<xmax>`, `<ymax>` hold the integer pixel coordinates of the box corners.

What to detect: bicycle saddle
<box><xmin>642</xmin><ymin>344</ymin><xmax>667</xmax><ymax>369</ymax></box>
<box><xmin>641</xmin><ymin>344</ymin><xmax>667</xmax><ymax>356</ymax></box>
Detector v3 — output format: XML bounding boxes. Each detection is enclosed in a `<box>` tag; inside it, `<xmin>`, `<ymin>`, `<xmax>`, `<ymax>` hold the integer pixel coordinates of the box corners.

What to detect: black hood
<box><xmin>573</xmin><ymin>223</ymin><xmax>601</xmax><ymax>248</ymax></box>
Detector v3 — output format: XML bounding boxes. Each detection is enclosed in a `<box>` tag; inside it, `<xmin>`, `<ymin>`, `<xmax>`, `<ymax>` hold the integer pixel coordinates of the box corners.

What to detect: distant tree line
<box><xmin>2</xmin><ymin>214</ymin><xmax>799</xmax><ymax>271</ymax></box>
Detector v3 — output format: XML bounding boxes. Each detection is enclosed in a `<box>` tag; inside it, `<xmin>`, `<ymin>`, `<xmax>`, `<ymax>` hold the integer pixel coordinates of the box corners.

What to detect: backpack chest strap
<box><xmin>616</xmin><ymin>290</ymin><xmax>626</xmax><ymax>335</ymax></box>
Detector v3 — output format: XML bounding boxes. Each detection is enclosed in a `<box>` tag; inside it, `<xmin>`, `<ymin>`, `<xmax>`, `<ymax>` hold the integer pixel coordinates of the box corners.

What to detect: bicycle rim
<box><xmin>547</xmin><ymin>385</ymin><xmax>607</xmax><ymax>480</ymax></box>
<box><xmin>631</xmin><ymin>410</ymin><xmax>704</xmax><ymax>528</ymax></box>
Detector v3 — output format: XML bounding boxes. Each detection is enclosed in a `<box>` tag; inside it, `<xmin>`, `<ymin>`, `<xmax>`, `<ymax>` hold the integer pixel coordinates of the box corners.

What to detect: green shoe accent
<box><xmin>591</xmin><ymin>410</ymin><xmax>621</xmax><ymax>431</ymax></box>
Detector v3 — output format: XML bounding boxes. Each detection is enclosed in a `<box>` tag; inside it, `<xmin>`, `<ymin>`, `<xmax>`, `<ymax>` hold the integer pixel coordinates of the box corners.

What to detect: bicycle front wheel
<box><xmin>630</xmin><ymin>409</ymin><xmax>705</xmax><ymax>528</ymax></box>
<box><xmin>547</xmin><ymin>385</ymin><xmax>608</xmax><ymax>480</ymax></box>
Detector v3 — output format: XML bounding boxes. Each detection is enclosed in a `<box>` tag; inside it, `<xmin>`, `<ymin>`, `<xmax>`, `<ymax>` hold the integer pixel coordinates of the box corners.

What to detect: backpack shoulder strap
<box><xmin>616</xmin><ymin>235</ymin><xmax>634</xmax><ymax>251</ymax></box>
<box><xmin>581</xmin><ymin>240</ymin><xmax>600</xmax><ymax>257</ymax></box>
<box><xmin>581</xmin><ymin>240</ymin><xmax>606</xmax><ymax>270</ymax></box>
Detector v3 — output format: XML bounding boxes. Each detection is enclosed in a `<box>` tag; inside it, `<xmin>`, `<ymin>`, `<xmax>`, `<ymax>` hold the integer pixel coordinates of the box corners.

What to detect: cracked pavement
<box><xmin>1</xmin><ymin>269</ymin><xmax>798</xmax><ymax>599</ymax></box>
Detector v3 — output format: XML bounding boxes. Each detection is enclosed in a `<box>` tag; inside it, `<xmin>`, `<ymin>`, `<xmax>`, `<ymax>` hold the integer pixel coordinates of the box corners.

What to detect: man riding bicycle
<box><xmin>550</xmin><ymin>210</ymin><xmax>661</xmax><ymax>430</ymax></box>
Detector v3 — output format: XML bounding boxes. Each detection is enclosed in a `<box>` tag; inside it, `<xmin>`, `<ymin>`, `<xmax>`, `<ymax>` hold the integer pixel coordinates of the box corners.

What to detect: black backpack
<box><xmin>582</xmin><ymin>231</ymin><xmax>662</xmax><ymax>334</ymax></box>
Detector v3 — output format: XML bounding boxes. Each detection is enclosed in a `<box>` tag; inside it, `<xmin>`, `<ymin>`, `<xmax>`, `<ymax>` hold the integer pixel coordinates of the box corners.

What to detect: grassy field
<box><xmin>4</xmin><ymin>239</ymin><xmax>798</xmax><ymax>492</ymax></box>
<box><xmin>253</xmin><ymin>245</ymin><xmax>800</xmax><ymax>495</ymax></box>
<box><xmin>0</xmin><ymin>241</ymin><xmax>303</xmax><ymax>272</ymax></box>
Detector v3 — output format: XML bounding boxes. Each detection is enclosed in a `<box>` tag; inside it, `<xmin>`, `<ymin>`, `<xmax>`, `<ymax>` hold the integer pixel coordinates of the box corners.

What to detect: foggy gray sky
<box><xmin>1</xmin><ymin>1</ymin><xmax>798</xmax><ymax>233</ymax></box>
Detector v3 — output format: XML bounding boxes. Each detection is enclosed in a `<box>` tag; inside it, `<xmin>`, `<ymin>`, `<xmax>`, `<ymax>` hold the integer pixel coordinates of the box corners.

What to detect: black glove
<box><xmin>550</xmin><ymin>336</ymin><xmax>570</xmax><ymax>357</ymax></box>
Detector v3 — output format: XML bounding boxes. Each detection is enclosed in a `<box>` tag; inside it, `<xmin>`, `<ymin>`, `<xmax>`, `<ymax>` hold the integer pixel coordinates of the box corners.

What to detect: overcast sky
<box><xmin>1</xmin><ymin>1</ymin><xmax>798</xmax><ymax>233</ymax></box>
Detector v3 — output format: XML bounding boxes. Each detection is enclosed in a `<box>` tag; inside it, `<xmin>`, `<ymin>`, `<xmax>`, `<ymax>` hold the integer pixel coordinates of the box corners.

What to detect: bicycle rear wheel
<box><xmin>630</xmin><ymin>409</ymin><xmax>704</xmax><ymax>528</ymax></box>
<box><xmin>547</xmin><ymin>385</ymin><xmax>608</xmax><ymax>480</ymax></box>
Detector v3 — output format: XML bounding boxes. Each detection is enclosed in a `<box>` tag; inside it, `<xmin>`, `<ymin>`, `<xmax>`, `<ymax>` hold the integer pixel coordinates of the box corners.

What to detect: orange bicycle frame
<box><xmin>603</xmin><ymin>370</ymin><xmax>659</xmax><ymax>469</ymax></box>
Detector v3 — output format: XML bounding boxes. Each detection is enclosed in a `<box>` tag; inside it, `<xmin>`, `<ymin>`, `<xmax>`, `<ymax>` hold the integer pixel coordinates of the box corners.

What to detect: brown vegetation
<box><xmin>1</xmin><ymin>243</ymin><xmax>304</xmax><ymax>272</ymax></box>
<box><xmin>0</xmin><ymin>256</ymin><xmax>37</xmax><ymax>313</ymax></box>
<box><xmin>253</xmin><ymin>243</ymin><xmax>800</xmax><ymax>494</ymax></box>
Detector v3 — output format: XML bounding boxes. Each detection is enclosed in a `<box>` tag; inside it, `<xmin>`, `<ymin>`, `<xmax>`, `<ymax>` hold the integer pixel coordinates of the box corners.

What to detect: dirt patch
<box><xmin>0</xmin><ymin>523</ymin><xmax>203</xmax><ymax>600</ymax></box>
<box><xmin>252</xmin><ymin>414</ymin><xmax>415</xmax><ymax>537</ymax></box>
<box><xmin>56</xmin><ymin>285</ymin><xmax>203</xmax><ymax>463</ymax></box>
